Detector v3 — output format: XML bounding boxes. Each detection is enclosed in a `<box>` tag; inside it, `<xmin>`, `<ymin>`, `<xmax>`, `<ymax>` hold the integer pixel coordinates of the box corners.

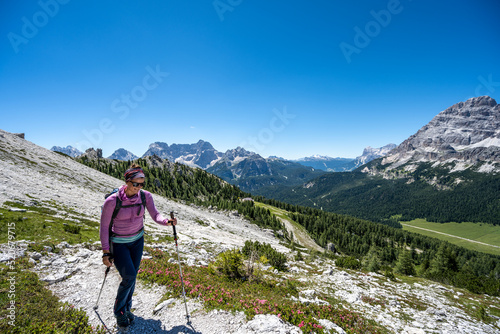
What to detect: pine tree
<box><xmin>395</xmin><ymin>249</ymin><xmax>416</xmax><ymax>276</ymax></box>
<box><xmin>427</xmin><ymin>243</ymin><xmax>457</xmax><ymax>280</ymax></box>
<box><xmin>362</xmin><ymin>246</ymin><xmax>381</xmax><ymax>273</ymax></box>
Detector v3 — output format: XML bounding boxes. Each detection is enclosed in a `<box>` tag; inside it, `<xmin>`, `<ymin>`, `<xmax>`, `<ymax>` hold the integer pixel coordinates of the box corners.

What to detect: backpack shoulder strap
<box><xmin>108</xmin><ymin>194</ymin><xmax>122</xmax><ymax>239</ymax></box>
<box><xmin>111</xmin><ymin>195</ymin><xmax>122</xmax><ymax>222</ymax></box>
<box><xmin>140</xmin><ymin>190</ymin><xmax>146</xmax><ymax>210</ymax></box>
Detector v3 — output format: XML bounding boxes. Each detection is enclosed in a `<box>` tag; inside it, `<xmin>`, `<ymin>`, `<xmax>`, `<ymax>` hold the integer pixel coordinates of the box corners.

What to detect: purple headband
<box><xmin>124</xmin><ymin>167</ymin><xmax>145</xmax><ymax>182</ymax></box>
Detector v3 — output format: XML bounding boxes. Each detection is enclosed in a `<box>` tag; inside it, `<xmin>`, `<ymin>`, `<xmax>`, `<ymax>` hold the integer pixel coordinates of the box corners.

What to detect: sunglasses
<box><xmin>130</xmin><ymin>182</ymin><xmax>145</xmax><ymax>187</ymax></box>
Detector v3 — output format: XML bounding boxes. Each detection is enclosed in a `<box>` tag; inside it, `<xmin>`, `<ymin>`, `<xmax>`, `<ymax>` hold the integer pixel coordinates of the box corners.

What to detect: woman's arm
<box><xmin>144</xmin><ymin>191</ymin><xmax>176</xmax><ymax>226</ymax></box>
<box><xmin>100</xmin><ymin>196</ymin><xmax>117</xmax><ymax>252</ymax></box>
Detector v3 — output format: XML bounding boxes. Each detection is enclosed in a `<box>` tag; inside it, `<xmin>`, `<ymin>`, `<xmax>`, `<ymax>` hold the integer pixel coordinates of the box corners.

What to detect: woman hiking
<box><xmin>100</xmin><ymin>164</ymin><xmax>177</xmax><ymax>331</ymax></box>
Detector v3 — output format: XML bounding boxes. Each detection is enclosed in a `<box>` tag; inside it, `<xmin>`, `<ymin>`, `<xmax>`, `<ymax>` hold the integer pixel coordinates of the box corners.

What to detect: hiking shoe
<box><xmin>126</xmin><ymin>310</ymin><xmax>135</xmax><ymax>324</ymax></box>
<box><xmin>115</xmin><ymin>312</ymin><xmax>130</xmax><ymax>331</ymax></box>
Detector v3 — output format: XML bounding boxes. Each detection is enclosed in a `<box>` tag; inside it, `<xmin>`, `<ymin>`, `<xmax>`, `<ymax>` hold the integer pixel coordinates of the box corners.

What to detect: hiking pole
<box><xmin>171</xmin><ymin>211</ymin><xmax>191</xmax><ymax>323</ymax></box>
<box><xmin>93</xmin><ymin>266</ymin><xmax>113</xmax><ymax>333</ymax></box>
<box><xmin>94</xmin><ymin>266</ymin><xmax>110</xmax><ymax>309</ymax></box>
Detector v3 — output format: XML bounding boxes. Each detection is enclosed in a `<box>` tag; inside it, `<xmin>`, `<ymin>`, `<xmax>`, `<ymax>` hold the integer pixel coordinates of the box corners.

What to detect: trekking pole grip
<box><xmin>170</xmin><ymin>211</ymin><xmax>177</xmax><ymax>237</ymax></box>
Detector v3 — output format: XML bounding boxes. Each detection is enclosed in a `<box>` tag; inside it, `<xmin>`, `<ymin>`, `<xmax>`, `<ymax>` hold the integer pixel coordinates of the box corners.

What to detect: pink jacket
<box><xmin>100</xmin><ymin>185</ymin><xmax>168</xmax><ymax>250</ymax></box>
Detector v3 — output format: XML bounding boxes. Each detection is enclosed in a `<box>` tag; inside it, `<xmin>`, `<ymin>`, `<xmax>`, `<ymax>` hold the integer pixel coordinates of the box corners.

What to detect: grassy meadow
<box><xmin>401</xmin><ymin>219</ymin><xmax>500</xmax><ymax>256</ymax></box>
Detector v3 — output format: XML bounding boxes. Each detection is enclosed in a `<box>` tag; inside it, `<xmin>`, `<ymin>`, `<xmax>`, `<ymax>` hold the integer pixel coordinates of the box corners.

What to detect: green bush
<box><xmin>362</xmin><ymin>246</ymin><xmax>381</xmax><ymax>273</ymax></box>
<box><xmin>63</xmin><ymin>223</ymin><xmax>81</xmax><ymax>234</ymax></box>
<box><xmin>335</xmin><ymin>256</ymin><xmax>361</xmax><ymax>270</ymax></box>
<box><xmin>381</xmin><ymin>266</ymin><xmax>396</xmax><ymax>281</ymax></box>
<box><xmin>476</xmin><ymin>305</ymin><xmax>489</xmax><ymax>321</ymax></box>
<box><xmin>242</xmin><ymin>241</ymin><xmax>287</xmax><ymax>271</ymax></box>
<box><xmin>210</xmin><ymin>249</ymin><xmax>244</xmax><ymax>279</ymax></box>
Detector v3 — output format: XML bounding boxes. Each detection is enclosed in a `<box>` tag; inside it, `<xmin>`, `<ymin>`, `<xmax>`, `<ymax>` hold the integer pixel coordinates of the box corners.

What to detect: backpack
<box><xmin>104</xmin><ymin>188</ymin><xmax>147</xmax><ymax>241</ymax></box>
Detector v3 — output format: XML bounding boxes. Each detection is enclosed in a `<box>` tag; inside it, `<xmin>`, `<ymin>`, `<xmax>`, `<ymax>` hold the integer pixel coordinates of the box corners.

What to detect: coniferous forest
<box><xmin>76</xmin><ymin>155</ymin><xmax>500</xmax><ymax>296</ymax></box>
<box><xmin>255</xmin><ymin>163</ymin><xmax>500</xmax><ymax>225</ymax></box>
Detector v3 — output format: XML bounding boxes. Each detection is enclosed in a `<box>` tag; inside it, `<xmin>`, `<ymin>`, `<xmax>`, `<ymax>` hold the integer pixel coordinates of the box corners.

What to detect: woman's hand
<box><xmin>168</xmin><ymin>217</ymin><xmax>177</xmax><ymax>226</ymax></box>
<box><xmin>102</xmin><ymin>251</ymin><xmax>113</xmax><ymax>267</ymax></box>
<box><xmin>103</xmin><ymin>256</ymin><xmax>113</xmax><ymax>267</ymax></box>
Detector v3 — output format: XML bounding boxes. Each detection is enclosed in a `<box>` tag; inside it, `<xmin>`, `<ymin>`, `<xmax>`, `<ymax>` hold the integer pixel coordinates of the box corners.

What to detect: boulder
<box><xmin>326</xmin><ymin>243</ymin><xmax>336</xmax><ymax>253</ymax></box>
<box><xmin>153</xmin><ymin>298</ymin><xmax>175</xmax><ymax>314</ymax></box>
<box><xmin>318</xmin><ymin>319</ymin><xmax>346</xmax><ymax>334</ymax></box>
<box><xmin>31</xmin><ymin>252</ymin><xmax>43</xmax><ymax>260</ymax></box>
<box><xmin>236</xmin><ymin>314</ymin><xmax>301</xmax><ymax>334</ymax></box>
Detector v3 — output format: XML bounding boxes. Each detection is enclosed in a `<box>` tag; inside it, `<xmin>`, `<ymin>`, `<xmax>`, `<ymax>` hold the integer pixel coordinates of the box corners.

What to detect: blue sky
<box><xmin>1</xmin><ymin>0</ymin><xmax>499</xmax><ymax>159</ymax></box>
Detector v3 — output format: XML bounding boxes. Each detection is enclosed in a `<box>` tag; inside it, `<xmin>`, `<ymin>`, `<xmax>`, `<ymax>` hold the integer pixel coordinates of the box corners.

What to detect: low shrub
<box><xmin>209</xmin><ymin>249</ymin><xmax>244</xmax><ymax>279</ymax></box>
<box><xmin>242</xmin><ymin>241</ymin><xmax>287</xmax><ymax>271</ymax></box>
<box><xmin>335</xmin><ymin>256</ymin><xmax>361</xmax><ymax>270</ymax></box>
<box><xmin>63</xmin><ymin>224</ymin><xmax>81</xmax><ymax>234</ymax></box>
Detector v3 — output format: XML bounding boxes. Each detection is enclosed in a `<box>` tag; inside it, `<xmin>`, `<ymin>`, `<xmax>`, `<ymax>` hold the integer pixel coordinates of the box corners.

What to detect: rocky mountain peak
<box><xmin>378</xmin><ymin>96</ymin><xmax>500</xmax><ymax>172</ymax></box>
<box><xmin>80</xmin><ymin>148</ymin><xmax>103</xmax><ymax>159</ymax></box>
<box><xmin>142</xmin><ymin>140</ymin><xmax>223</xmax><ymax>169</ymax></box>
<box><xmin>357</xmin><ymin>144</ymin><xmax>397</xmax><ymax>165</ymax></box>
<box><xmin>108</xmin><ymin>148</ymin><xmax>138</xmax><ymax>161</ymax></box>
<box><xmin>51</xmin><ymin>145</ymin><xmax>83</xmax><ymax>158</ymax></box>
<box><xmin>222</xmin><ymin>147</ymin><xmax>257</xmax><ymax>161</ymax></box>
<box><xmin>447</xmin><ymin>95</ymin><xmax>497</xmax><ymax>110</ymax></box>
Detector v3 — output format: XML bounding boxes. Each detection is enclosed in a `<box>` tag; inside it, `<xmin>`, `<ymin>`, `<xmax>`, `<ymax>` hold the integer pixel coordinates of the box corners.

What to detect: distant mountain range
<box><xmin>51</xmin><ymin>139</ymin><xmax>395</xmax><ymax>193</ymax></box>
<box><xmin>292</xmin><ymin>144</ymin><xmax>397</xmax><ymax>172</ymax></box>
<box><xmin>52</xmin><ymin>141</ymin><xmax>393</xmax><ymax>172</ymax></box>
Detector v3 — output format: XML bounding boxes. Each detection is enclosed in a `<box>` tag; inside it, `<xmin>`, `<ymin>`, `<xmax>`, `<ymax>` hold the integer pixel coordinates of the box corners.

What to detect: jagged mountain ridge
<box><xmin>356</xmin><ymin>144</ymin><xmax>397</xmax><ymax>167</ymax></box>
<box><xmin>53</xmin><ymin>141</ymin><xmax>394</xmax><ymax>194</ymax></box>
<box><xmin>206</xmin><ymin>147</ymin><xmax>326</xmax><ymax>193</ymax></box>
<box><xmin>54</xmin><ymin>141</ymin><xmax>393</xmax><ymax>173</ymax></box>
<box><xmin>142</xmin><ymin>140</ymin><xmax>223</xmax><ymax>169</ymax></box>
<box><xmin>51</xmin><ymin>145</ymin><xmax>83</xmax><ymax>157</ymax></box>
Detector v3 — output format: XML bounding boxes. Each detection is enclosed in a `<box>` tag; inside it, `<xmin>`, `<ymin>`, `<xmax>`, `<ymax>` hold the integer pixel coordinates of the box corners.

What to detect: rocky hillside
<box><xmin>1</xmin><ymin>129</ymin><xmax>500</xmax><ymax>333</ymax></box>
<box><xmin>373</xmin><ymin>96</ymin><xmax>500</xmax><ymax>174</ymax></box>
